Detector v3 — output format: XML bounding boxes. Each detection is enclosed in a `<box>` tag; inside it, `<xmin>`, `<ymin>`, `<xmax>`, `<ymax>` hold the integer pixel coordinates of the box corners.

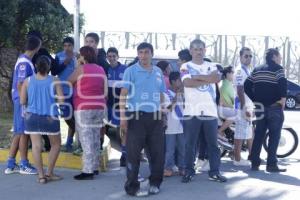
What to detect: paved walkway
<box><xmin>0</xmin><ymin>147</ymin><xmax>300</xmax><ymax>200</ymax></box>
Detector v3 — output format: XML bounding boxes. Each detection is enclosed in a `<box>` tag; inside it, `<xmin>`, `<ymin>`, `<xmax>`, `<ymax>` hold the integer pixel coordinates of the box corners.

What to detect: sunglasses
<box><xmin>244</xmin><ymin>54</ymin><xmax>253</xmax><ymax>59</ymax></box>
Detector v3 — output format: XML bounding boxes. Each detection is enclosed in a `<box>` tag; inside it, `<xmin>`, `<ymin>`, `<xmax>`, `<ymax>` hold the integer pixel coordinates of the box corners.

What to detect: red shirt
<box><xmin>73</xmin><ymin>64</ymin><xmax>106</xmax><ymax>110</ymax></box>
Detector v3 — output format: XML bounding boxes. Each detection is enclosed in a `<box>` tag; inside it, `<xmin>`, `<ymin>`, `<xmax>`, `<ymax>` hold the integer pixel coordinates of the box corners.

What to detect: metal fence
<box><xmin>85</xmin><ymin>31</ymin><xmax>300</xmax><ymax>83</ymax></box>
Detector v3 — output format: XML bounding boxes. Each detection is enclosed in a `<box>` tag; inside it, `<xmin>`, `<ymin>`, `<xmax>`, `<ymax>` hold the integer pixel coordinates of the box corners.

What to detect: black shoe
<box><xmin>120</xmin><ymin>155</ymin><xmax>126</xmax><ymax>167</ymax></box>
<box><xmin>208</xmin><ymin>174</ymin><xmax>227</xmax><ymax>183</ymax></box>
<box><xmin>181</xmin><ymin>174</ymin><xmax>194</xmax><ymax>183</ymax></box>
<box><xmin>251</xmin><ymin>165</ymin><xmax>259</xmax><ymax>171</ymax></box>
<box><xmin>266</xmin><ymin>166</ymin><xmax>287</xmax><ymax>173</ymax></box>
<box><xmin>74</xmin><ymin>173</ymin><xmax>94</xmax><ymax>180</ymax></box>
<box><xmin>94</xmin><ymin>170</ymin><xmax>99</xmax><ymax>175</ymax></box>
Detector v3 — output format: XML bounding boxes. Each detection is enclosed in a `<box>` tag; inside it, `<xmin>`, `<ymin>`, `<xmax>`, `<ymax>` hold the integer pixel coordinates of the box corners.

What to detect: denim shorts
<box><xmin>24</xmin><ymin>112</ymin><xmax>60</xmax><ymax>135</ymax></box>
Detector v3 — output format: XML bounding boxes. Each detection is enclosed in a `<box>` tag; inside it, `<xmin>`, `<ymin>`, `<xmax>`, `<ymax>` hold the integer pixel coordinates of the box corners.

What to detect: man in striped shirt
<box><xmin>244</xmin><ymin>48</ymin><xmax>287</xmax><ymax>172</ymax></box>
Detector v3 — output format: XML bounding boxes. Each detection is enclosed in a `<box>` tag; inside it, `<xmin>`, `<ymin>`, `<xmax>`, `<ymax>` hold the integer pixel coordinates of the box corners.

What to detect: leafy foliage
<box><xmin>0</xmin><ymin>0</ymin><xmax>84</xmax><ymax>53</ymax></box>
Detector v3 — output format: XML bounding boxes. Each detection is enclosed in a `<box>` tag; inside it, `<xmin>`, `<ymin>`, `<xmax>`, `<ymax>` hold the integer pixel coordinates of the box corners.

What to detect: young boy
<box><xmin>106</xmin><ymin>47</ymin><xmax>127</xmax><ymax>167</ymax></box>
<box><xmin>5</xmin><ymin>36</ymin><xmax>41</xmax><ymax>175</ymax></box>
<box><xmin>53</xmin><ymin>37</ymin><xmax>76</xmax><ymax>152</ymax></box>
<box><xmin>163</xmin><ymin>71</ymin><xmax>185</xmax><ymax>177</ymax></box>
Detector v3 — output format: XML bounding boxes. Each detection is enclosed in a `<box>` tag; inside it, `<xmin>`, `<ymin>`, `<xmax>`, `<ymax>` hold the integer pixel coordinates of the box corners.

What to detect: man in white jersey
<box><xmin>180</xmin><ymin>39</ymin><xmax>227</xmax><ymax>183</ymax></box>
<box><xmin>233</xmin><ymin>47</ymin><xmax>254</xmax><ymax>166</ymax></box>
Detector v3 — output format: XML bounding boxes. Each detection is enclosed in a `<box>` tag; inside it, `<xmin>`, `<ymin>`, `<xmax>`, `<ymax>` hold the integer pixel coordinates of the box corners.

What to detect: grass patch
<box><xmin>0</xmin><ymin>112</ymin><xmax>13</xmax><ymax>148</ymax></box>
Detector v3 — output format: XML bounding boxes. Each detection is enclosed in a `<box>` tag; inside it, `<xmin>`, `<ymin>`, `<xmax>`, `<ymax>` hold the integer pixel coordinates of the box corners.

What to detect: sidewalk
<box><xmin>0</xmin><ymin>148</ymin><xmax>299</xmax><ymax>200</ymax></box>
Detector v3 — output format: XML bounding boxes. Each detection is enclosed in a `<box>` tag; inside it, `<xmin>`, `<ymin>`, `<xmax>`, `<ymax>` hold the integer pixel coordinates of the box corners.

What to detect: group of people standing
<box><xmin>4</xmin><ymin>31</ymin><xmax>287</xmax><ymax>197</ymax></box>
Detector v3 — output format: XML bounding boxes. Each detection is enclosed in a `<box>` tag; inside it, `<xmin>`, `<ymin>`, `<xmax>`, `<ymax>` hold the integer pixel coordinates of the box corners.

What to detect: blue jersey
<box><xmin>107</xmin><ymin>63</ymin><xmax>127</xmax><ymax>107</ymax></box>
<box><xmin>55</xmin><ymin>51</ymin><xmax>75</xmax><ymax>96</ymax></box>
<box><xmin>107</xmin><ymin>63</ymin><xmax>127</xmax><ymax>126</ymax></box>
<box><xmin>11</xmin><ymin>54</ymin><xmax>35</xmax><ymax>101</ymax></box>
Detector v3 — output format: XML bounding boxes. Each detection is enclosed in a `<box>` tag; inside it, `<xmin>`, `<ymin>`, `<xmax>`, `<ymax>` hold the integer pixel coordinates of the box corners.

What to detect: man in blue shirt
<box><xmin>120</xmin><ymin>42</ymin><xmax>166</xmax><ymax>197</ymax></box>
<box><xmin>106</xmin><ymin>47</ymin><xmax>127</xmax><ymax>167</ymax></box>
<box><xmin>5</xmin><ymin>36</ymin><xmax>41</xmax><ymax>175</ymax></box>
<box><xmin>53</xmin><ymin>37</ymin><xmax>76</xmax><ymax>152</ymax></box>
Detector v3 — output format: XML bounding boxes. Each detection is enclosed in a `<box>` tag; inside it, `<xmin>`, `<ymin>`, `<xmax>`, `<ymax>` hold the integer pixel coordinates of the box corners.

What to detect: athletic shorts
<box><xmin>235</xmin><ymin>109</ymin><xmax>253</xmax><ymax>140</ymax></box>
<box><xmin>13</xmin><ymin>99</ymin><xmax>25</xmax><ymax>135</ymax></box>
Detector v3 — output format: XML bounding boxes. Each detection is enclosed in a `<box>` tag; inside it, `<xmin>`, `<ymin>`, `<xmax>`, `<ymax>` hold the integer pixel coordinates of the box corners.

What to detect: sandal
<box><xmin>37</xmin><ymin>177</ymin><xmax>47</xmax><ymax>184</ymax></box>
<box><xmin>45</xmin><ymin>174</ymin><xmax>63</xmax><ymax>182</ymax></box>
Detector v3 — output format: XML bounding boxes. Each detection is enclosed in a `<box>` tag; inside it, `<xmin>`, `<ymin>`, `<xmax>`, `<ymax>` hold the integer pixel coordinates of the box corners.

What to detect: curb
<box><xmin>0</xmin><ymin>135</ymin><xmax>111</xmax><ymax>172</ymax></box>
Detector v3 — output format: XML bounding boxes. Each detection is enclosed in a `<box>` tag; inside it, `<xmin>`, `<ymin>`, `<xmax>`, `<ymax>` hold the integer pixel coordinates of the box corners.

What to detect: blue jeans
<box><xmin>184</xmin><ymin>116</ymin><xmax>220</xmax><ymax>177</ymax></box>
<box><xmin>165</xmin><ymin>134</ymin><xmax>185</xmax><ymax>171</ymax></box>
<box><xmin>251</xmin><ymin>106</ymin><xmax>284</xmax><ymax>167</ymax></box>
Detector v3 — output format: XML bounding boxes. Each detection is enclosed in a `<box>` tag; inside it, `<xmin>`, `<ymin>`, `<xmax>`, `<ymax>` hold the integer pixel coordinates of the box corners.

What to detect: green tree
<box><xmin>0</xmin><ymin>0</ymin><xmax>84</xmax><ymax>52</ymax></box>
<box><xmin>0</xmin><ymin>0</ymin><xmax>84</xmax><ymax>111</ymax></box>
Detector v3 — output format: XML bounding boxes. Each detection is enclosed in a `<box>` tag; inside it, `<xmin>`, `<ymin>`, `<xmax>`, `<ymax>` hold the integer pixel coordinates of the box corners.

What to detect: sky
<box><xmin>62</xmin><ymin>0</ymin><xmax>300</xmax><ymax>41</ymax></box>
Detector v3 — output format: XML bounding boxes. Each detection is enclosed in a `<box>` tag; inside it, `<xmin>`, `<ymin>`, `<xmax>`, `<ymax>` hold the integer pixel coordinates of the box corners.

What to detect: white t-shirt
<box><xmin>234</xmin><ymin>65</ymin><xmax>254</xmax><ymax>110</ymax></box>
<box><xmin>163</xmin><ymin>90</ymin><xmax>184</xmax><ymax>134</ymax></box>
<box><xmin>180</xmin><ymin>61</ymin><xmax>218</xmax><ymax>118</ymax></box>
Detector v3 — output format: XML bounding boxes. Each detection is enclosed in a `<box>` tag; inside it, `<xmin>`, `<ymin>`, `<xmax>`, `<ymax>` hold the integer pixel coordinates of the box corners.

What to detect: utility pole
<box><xmin>74</xmin><ymin>0</ymin><xmax>80</xmax><ymax>52</ymax></box>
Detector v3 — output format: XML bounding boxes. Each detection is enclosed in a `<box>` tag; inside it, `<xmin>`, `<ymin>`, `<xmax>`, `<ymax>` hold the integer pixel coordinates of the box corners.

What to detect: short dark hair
<box><xmin>178</xmin><ymin>49</ymin><xmax>192</xmax><ymax>62</ymax></box>
<box><xmin>85</xmin><ymin>32</ymin><xmax>100</xmax><ymax>44</ymax></box>
<box><xmin>25</xmin><ymin>36</ymin><xmax>41</xmax><ymax>51</ymax></box>
<box><xmin>137</xmin><ymin>42</ymin><xmax>154</xmax><ymax>54</ymax></box>
<box><xmin>265</xmin><ymin>48</ymin><xmax>280</xmax><ymax>65</ymax></box>
<box><xmin>190</xmin><ymin>39</ymin><xmax>206</xmax><ymax>49</ymax></box>
<box><xmin>222</xmin><ymin>65</ymin><xmax>233</xmax><ymax>79</ymax></box>
<box><xmin>27</xmin><ymin>30</ymin><xmax>43</xmax><ymax>41</ymax></box>
<box><xmin>239</xmin><ymin>47</ymin><xmax>251</xmax><ymax>57</ymax></box>
<box><xmin>63</xmin><ymin>37</ymin><xmax>74</xmax><ymax>45</ymax></box>
<box><xmin>35</xmin><ymin>55</ymin><xmax>50</xmax><ymax>75</ymax></box>
<box><xmin>80</xmin><ymin>46</ymin><xmax>97</xmax><ymax>64</ymax></box>
<box><xmin>107</xmin><ymin>47</ymin><xmax>119</xmax><ymax>56</ymax></box>
<box><xmin>169</xmin><ymin>71</ymin><xmax>180</xmax><ymax>84</ymax></box>
<box><xmin>156</xmin><ymin>60</ymin><xmax>169</xmax><ymax>73</ymax></box>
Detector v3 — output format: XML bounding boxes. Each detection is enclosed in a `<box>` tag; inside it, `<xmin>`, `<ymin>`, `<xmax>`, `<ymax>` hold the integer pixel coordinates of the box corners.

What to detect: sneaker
<box><xmin>134</xmin><ymin>189</ymin><xmax>149</xmax><ymax>197</ymax></box>
<box><xmin>73</xmin><ymin>147</ymin><xmax>83</xmax><ymax>156</ymax></box>
<box><xmin>233</xmin><ymin>159</ymin><xmax>251</xmax><ymax>166</ymax></box>
<box><xmin>4</xmin><ymin>164</ymin><xmax>20</xmax><ymax>175</ymax></box>
<box><xmin>208</xmin><ymin>174</ymin><xmax>227</xmax><ymax>182</ymax></box>
<box><xmin>120</xmin><ymin>155</ymin><xmax>126</xmax><ymax>167</ymax></box>
<box><xmin>181</xmin><ymin>174</ymin><xmax>194</xmax><ymax>183</ymax></box>
<box><xmin>61</xmin><ymin>144</ymin><xmax>73</xmax><ymax>152</ymax></box>
<box><xmin>149</xmin><ymin>186</ymin><xmax>160</xmax><ymax>195</ymax></box>
<box><xmin>200</xmin><ymin>160</ymin><xmax>210</xmax><ymax>172</ymax></box>
<box><xmin>19</xmin><ymin>164</ymin><xmax>37</xmax><ymax>175</ymax></box>
<box><xmin>74</xmin><ymin>173</ymin><xmax>94</xmax><ymax>180</ymax></box>
<box><xmin>195</xmin><ymin>159</ymin><xmax>205</xmax><ymax>171</ymax></box>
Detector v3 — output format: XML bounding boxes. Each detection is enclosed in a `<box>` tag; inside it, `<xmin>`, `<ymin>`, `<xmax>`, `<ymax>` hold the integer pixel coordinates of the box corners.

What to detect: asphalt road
<box><xmin>0</xmin><ymin>110</ymin><xmax>299</xmax><ymax>200</ymax></box>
